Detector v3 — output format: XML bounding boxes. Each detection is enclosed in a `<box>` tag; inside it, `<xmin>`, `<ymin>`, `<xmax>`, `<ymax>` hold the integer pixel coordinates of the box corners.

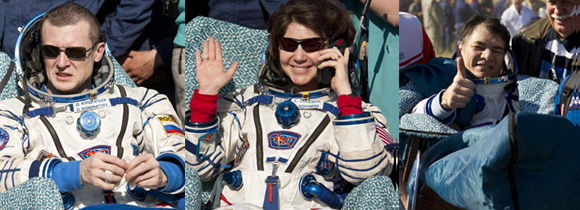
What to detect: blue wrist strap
<box><xmin>158</xmin><ymin>160</ymin><xmax>184</xmax><ymax>192</ymax></box>
<box><xmin>51</xmin><ymin>161</ymin><xmax>82</xmax><ymax>193</ymax></box>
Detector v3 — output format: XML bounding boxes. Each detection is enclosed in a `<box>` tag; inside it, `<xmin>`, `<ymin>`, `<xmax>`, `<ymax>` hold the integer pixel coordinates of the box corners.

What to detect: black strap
<box><xmin>39</xmin><ymin>115</ymin><xmax>74</xmax><ymax>161</ymax></box>
<box><xmin>0</xmin><ymin>61</ymin><xmax>15</xmax><ymax>96</ymax></box>
<box><xmin>254</xmin><ymin>105</ymin><xmax>264</xmax><ymax>171</ymax></box>
<box><xmin>508</xmin><ymin>113</ymin><xmax>519</xmax><ymax>210</ymax></box>
<box><xmin>115</xmin><ymin>85</ymin><xmax>128</xmax><ymax>158</ymax></box>
<box><xmin>560</xmin><ymin>57</ymin><xmax>580</xmax><ymax>116</ymax></box>
<box><xmin>285</xmin><ymin>115</ymin><xmax>330</xmax><ymax>173</ymax></box>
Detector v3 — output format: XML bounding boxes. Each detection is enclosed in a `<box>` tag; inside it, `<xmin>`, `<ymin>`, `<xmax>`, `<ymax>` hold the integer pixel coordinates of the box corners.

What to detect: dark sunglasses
<box><xmin>41</xmin><ymin>43</ymin><xmax>99</xmax><ymax>60</ymax></box>
<box><xmin>279</xmin><ymin>37</ymin><xmax>328</xmax><ymax>53</ymax></box>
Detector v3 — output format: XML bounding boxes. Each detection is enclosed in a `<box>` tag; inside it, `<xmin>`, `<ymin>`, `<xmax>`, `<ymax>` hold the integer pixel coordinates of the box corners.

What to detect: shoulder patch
<box><xmin>0</xmin><ymin>128</ymin><xmax>8</xmax><ymax>151</ymax></box>
<box><xmin>78</xmin><ymin>145</ymin><xmax>111</xmax><ymax>159</ymax></box>
<box><xmin>234</xmin><ymin>136</ymin><xmax>250</xmax><ymax>167</ymax></box>
<box><xmin>267</xmin><ymin>131</ymin><xmax>301</xmax><ymax>150</ymax></box>
<box><xmin>37</xmin><ymin>150</ymin><xmax>54</xmax><ymax>160</ymax></box>
<box><xmin>158</xmin><ymin>116</ymin><xmax>184</xmax><ymax>136</ymax></box>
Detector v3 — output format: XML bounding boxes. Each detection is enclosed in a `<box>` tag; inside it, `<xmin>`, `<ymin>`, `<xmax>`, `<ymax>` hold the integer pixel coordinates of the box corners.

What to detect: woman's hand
<box><xmin>317</xmin><ymin>47</ymin><xmax>352</xmax><ymax>95</ymax></box>
<box><xmin>195</xmin><ymin>37</ymin><xmax>239</xmax><ymax>95</ymax></box>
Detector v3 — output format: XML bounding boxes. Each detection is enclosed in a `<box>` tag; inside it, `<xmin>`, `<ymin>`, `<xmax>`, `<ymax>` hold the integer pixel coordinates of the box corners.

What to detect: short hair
<box><xmin>458</xmin><ymin>15</ymin><xmax>510</xmax><ymax>52</ymax></box>
<box><xmin>40</xmin><ymin>3</ymin><xmax>102</xmax><ymax>44</ymax></box>
<box><xmin>266</xmin><ymin>0</ymin><xmax>355</xmax><ymax>60</ymax></box>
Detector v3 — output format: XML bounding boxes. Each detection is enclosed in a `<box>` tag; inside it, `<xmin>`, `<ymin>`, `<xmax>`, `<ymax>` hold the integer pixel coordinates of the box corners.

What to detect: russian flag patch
<box><xmin>158</xmin><ymin>116</ymin><xmax>184</xmax><ymax>136</ymax></box>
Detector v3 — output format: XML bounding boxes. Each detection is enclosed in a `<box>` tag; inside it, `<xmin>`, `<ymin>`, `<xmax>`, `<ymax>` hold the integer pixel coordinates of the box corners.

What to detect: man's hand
<box><xmin>125</xmin><ymin>154</ymin><xmax>168</xmax><ymax>190</ymax></box>
<box><xmin>195</xmin><ymin>37</ymin><xmax>239</xmax><ymax>95</ymax></box>
<box><xmin>441</xmin><ymin>57</ymin><xmax>475</xmax><ymax>110</ymax></box>
<box><xmin>79</xmin><ymin>152</ymin><xmax>128</xmax><ymax>190</ymax></box>
<box><xmin>119</xmin><ymin>49</ymin><xmax>163</xmax><ymax>85</ymax></box>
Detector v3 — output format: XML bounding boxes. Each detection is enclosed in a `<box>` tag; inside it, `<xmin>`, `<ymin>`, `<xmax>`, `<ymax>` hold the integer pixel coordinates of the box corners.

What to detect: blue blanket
<box><xmin>408</xmin><ymin>112</ymin><xmax>580</xmax><ymax>209</ymax></box>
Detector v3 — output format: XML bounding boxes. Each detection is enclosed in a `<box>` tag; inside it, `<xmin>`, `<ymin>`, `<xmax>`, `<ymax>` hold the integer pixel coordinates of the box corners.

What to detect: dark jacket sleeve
<box><xmin>511</xmin><ymin>18</ymin><xmax>551</xmax><ymax>77</ymax></box>
<box><xmin>100</xmin><ymin>0</ymin><xmax>155</xmax><ymax>58</ymax></box>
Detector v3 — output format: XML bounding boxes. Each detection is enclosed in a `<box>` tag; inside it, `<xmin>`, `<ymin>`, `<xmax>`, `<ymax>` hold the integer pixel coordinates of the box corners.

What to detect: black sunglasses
<box><xmin>41</xmin><ymin>43</ymin><xmax>99</xmax><ymax>60</ymax></box>
<box><xmin>279</xmin><ymin>37</ymin><xmax>328</xmax><ymax>53</ymax></box>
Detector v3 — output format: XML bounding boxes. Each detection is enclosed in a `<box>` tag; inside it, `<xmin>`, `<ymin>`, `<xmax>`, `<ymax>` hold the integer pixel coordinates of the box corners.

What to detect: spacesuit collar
<box><xmin>471</xmin><ymin>74</ymin><xmax>516</xmax><ymax>85</ymax></box>
<box><xmin>27</xmin><ymin>55</ymin><xmax>116</xmax><ymax>104</ymax></box>
<box><xmin>15</xmin><ymin>12</ymin><xmax>117</xmax><ymax>104</ymax></box>
<box><xmin>264</xmin><ymin>85</ymin><xmax>335</xmax><ymax>100</ymax></box>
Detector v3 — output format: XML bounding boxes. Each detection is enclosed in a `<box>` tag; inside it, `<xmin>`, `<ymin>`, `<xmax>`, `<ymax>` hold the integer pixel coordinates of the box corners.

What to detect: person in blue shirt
<box><xmin>452</xmin><ymin>0</ymin><xmax>474</xmax><ymax>43</ymax></box>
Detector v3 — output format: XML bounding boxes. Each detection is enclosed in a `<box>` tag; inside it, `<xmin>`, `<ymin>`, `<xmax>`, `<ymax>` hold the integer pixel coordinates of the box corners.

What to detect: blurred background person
<box><xmin>409</xmin><ymin>0</ymin><xmax>424</xmax><ymax>22</ymax></box>
<box><xmin>453</xmin><ymin>0</ymin><xmax>474</xmax><ymax>44</ymax></box>
<box><xmin>440</xmin><ymin>0</ymin><xmax>456</xmax><ymax>53</ymax></box>
<box><xmin>501</xmin><ymin>0</ymin><xmax>538</xmax><ymax>40</ymax></box>
<box><xmin>524</xmin><ymin>0</ymin><xmax>547</xmax><ymax>18</ymax></box>
<box><xmin>494</xmin><ymin>0</ymin><xmax>511</xmax><ymax>18</ymax></box>
<box><xmin>423</xmin><ymin>0</ymin><xmax>445</xmax><ymax>54</ymax></box>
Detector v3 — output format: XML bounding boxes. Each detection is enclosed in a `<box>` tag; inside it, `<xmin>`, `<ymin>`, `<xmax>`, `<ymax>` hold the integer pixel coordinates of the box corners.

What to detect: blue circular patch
<box><xmin>276</xmin><ymin>100</ymin><xmax>300</xmax><ymax>128</ymax></box>
<box><xmin>77</xmin><ymin>111</ymin><xmax>101</xmax><ymax>137</ymax></box>
<box><xmin>0</xmin><ymin>128</ymin><xmax>9</xmax><ymax>151</ymax></box>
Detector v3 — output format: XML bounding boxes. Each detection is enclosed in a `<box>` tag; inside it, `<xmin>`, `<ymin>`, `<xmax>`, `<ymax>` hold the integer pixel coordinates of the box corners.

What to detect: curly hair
<box><xmin>266</xmin><ymin>0</ymin><xmax>355</xmax><ymax>61</ymax></box>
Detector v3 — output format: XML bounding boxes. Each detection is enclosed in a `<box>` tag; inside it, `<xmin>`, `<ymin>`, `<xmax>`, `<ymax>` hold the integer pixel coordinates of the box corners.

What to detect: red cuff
<box><xmin>337</xmin><ymin>94</ymin><xmax>363</xmax><ymax>115</ymax></box>
<box><xmin>190</xmin><ymin>89</ymin><xmax>219</xmax><ymax>123</ymax></box>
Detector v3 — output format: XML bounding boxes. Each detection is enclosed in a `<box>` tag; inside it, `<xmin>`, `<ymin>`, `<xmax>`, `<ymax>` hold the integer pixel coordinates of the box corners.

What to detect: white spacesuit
<box><xmin>186</xmin><ymin>82</ymin><xmax>394</xmax><ymax>209</ymax></box>
<box><xmin>0</xmin><ymin>14</ymin><xmax>185</xmax><ymax>209</ymax></box>
<box><xmin>413</xmin><ymin>73</ymin><xmax>519</xmax><ymax>127</ymax></box>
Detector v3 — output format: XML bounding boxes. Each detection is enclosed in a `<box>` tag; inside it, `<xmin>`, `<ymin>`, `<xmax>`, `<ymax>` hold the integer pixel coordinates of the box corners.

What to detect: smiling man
<box><xmin>0</xmin><ymin>3</ymin><xmax>184</xmax><ymax>209</ymax></box>
<box><xmin>411</xmin><ymin>15</ymin><xmax>518</xmax><ymax>129</ymax></box>
<box><xmin>512</xmin><ymin>0</ymin><xmax>580</xmax><ymax>84</ymax></box>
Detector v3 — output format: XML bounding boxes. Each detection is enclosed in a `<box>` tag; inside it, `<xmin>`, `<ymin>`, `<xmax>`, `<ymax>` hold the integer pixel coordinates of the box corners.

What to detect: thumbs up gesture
<box><xmin>440</xmin><ymin>57</ymin><xmax>476</xmax><ymax>111</ymax></box>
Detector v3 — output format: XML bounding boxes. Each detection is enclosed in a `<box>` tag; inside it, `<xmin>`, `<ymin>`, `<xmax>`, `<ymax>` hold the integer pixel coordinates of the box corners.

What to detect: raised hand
<box><xmin>317</xmin><ymin>47</ymin><xmax>351</xmax><ymax>95</ymax></box>
<box><xmin>79</xmin><ymin>152</ymin><xmax>128</xmax><ymax>190</ymax></box>
<box><xmin>440</xmin><ymin>56</ymin><xmax>475</xmax><ymax>110</ymax></box>
<box><xmin>195</xmin><ymin>37</ymin><xmax>239</xmax><ymax>95</ymax></box>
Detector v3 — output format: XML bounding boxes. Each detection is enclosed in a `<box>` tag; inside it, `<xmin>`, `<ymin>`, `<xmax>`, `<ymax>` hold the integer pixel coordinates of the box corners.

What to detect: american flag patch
<box><xmin>158</xmin><ymin>116</ymin><xmax>184</xmax><ymax>136</ymax></box>
<box><xmin>376</xmin><ymin>125</ymin><xmax>394</xmax><ymax>145</ymax></box>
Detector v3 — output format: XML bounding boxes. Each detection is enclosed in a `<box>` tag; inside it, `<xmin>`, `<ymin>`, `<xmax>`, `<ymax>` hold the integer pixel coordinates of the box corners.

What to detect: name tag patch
<box><xmin>72</xmin><ymin>98</ymin><xmax>111</xmax><ymax>112</ymax></box>
<box><xmin>268</xmin><ymin>131</ymin><xmax>301</xmax><ymax>150</ymax></box>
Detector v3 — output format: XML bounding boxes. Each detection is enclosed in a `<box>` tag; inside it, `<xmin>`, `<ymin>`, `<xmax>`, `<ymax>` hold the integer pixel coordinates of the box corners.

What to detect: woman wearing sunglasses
<box><xmin>187</xmin><ymin>0</ymin><xmax>395</xmax><ymax>209</ymax></box>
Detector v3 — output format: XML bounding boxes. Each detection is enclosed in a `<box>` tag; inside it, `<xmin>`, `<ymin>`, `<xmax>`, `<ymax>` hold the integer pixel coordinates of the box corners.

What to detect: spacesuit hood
<box><xmin>15</xmin><ymin>13</ymin><xmax>115</xmax><ymax>103</ymax></box>
<box><xmin>258</xmin><ymin>52</ymin><xmax>297</xmax><ymax>94</ymax></box>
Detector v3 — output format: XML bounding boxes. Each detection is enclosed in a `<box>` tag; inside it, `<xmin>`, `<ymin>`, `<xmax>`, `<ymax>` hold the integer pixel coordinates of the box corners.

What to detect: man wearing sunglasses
<box><xmin>0</xmin><ymin>3</ymin><xmax>185</xmax><ymax>209</ymax></box>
